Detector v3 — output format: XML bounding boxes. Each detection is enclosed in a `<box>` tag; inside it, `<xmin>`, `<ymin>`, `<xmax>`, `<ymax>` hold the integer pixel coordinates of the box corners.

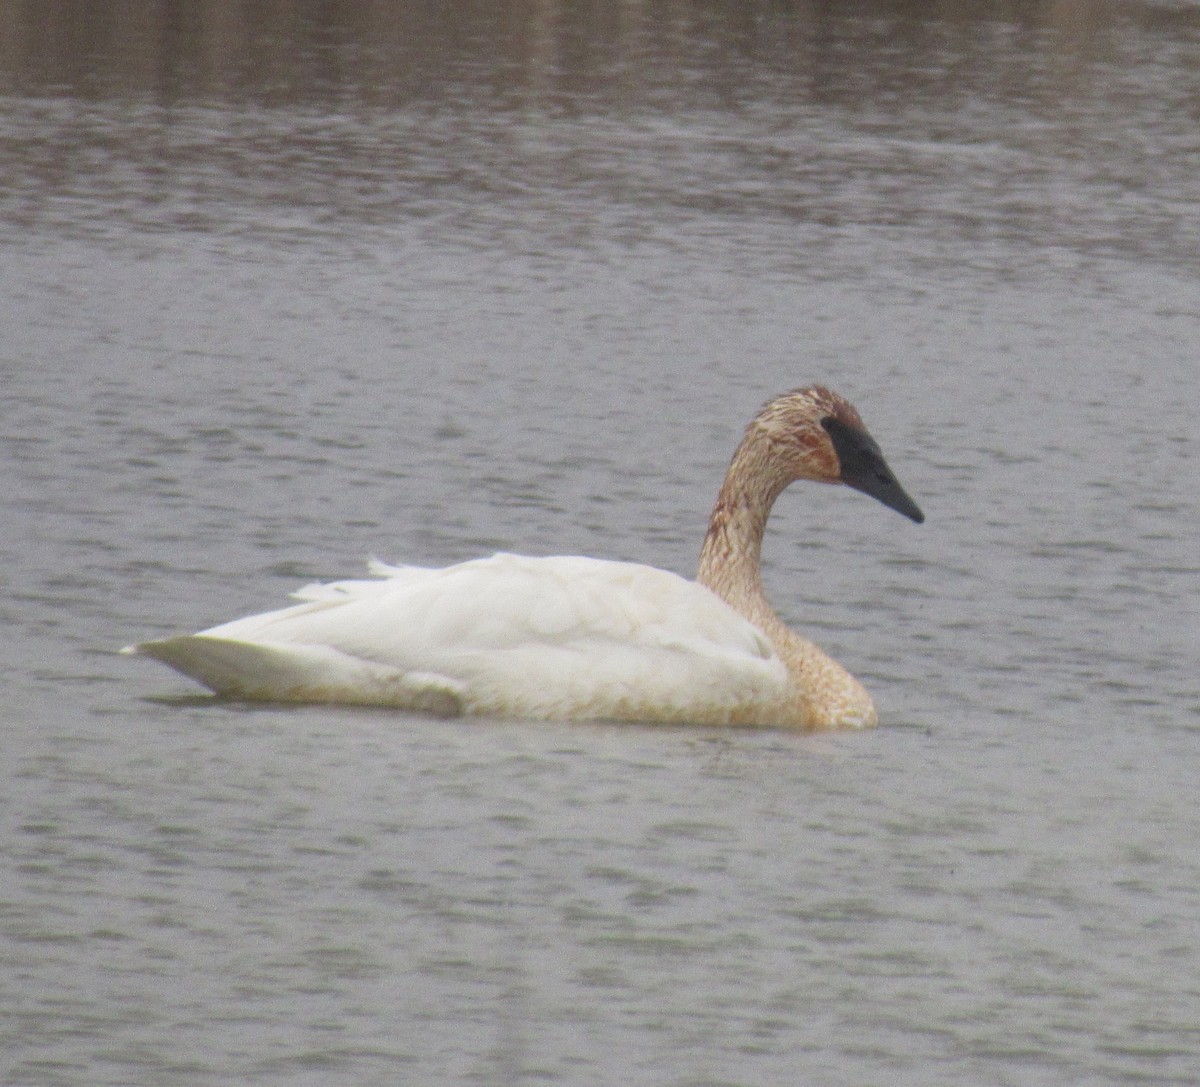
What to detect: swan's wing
<box><xmin>126</xmin><ymin>636</ymin><xmax>465</xmax><ymax>715</ymax></box>
<box><xmin>126</xmin><ymin>554</ymin><xmax>788</xmax><ymax>722</ymax></box>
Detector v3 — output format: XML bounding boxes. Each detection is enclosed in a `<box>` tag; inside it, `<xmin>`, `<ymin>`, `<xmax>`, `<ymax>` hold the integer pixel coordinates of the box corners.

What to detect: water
<box><xmin>2</xmin><ymin>2</ymin><xmax>1199</xmax><ymax>1083</ymax></box>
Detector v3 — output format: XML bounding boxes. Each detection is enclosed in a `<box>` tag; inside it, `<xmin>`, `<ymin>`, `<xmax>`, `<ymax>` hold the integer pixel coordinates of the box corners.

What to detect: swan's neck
<box><xmin>697</xmin><ymin>421</ymin><xmax>877</xmax><ymax>729</ymax></box>
<box><xmin>696</xmin><ymin>424</ymin><xmax>791</xmax><ymax>636</ymax></box>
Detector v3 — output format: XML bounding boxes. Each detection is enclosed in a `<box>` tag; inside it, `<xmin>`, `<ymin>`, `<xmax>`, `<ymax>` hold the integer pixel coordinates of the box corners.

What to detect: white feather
<box><xmin>126</xmin><ymin>554</ymin><xmax>788</xmax><ymax>724</ymax></box>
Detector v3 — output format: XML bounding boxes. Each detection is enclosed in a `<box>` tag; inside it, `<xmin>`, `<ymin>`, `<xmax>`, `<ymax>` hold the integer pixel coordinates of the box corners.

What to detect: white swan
<box><xmin>124</xmin><ymin>386</ymin><xmax>923</xmax><ymax>728</ymax></box>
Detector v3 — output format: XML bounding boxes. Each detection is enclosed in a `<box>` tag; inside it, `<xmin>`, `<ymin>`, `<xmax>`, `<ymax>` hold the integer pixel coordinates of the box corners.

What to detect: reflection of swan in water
<box><xmin>125</xmin><ymin>386</ymin><xmax>923</xmax><ymax>728</ymax></box>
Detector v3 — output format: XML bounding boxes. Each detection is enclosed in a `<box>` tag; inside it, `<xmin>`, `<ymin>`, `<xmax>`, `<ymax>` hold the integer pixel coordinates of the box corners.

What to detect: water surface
<box><xmin>2</xmin><ymin>2</ymin><xmax>1199</xmax><ymax>1084</ymax></box>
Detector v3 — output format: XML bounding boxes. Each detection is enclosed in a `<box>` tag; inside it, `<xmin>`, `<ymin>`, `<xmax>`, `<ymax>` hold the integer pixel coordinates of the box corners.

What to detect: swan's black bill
<box><xmin>821</xmin><ymin>417</ymin><xmax>924</xmax><ymax>524</ymax></box>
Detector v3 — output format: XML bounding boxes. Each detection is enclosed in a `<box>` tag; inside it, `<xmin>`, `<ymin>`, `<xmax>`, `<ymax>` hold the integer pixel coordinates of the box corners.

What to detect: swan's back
<box><xmin>129</xmin><ymin>554</ymin><xmax>790</xmax><ymax>724</ymax></box>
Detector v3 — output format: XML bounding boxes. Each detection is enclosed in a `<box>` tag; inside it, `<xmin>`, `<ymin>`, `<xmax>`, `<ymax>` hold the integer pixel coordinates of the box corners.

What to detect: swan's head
<box><xmin>756</xmin><ymin>386</ymin><xmax>924</xmax><ymax>523</ymax></box>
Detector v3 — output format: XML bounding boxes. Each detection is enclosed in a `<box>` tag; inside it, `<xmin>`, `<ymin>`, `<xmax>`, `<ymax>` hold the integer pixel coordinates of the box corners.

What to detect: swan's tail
<box><xmin>121</xmin><ymin>636</ymin><xmax>465</xmax><ymax>716</ymax></box>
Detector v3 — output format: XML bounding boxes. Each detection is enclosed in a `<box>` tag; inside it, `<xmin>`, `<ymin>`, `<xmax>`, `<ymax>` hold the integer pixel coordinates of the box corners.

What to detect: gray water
<box><xmin>3</xmin><ymin>2</ymin><xmax>1199</xmax><ymax>1084</ymax></box>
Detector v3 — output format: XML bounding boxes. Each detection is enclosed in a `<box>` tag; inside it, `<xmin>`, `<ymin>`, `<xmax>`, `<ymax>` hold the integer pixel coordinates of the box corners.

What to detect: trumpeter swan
<box><xmin>125</xmin><ymin>386</ymin><xmax>923</xmax><ymax>728</ymax></box>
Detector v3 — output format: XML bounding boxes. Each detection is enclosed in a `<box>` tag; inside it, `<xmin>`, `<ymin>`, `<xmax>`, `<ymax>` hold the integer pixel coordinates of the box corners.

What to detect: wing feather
<box><xmin>128</xmin><ymin>554</ymin><xmax>788</xmax><ymax>722</ymax></box>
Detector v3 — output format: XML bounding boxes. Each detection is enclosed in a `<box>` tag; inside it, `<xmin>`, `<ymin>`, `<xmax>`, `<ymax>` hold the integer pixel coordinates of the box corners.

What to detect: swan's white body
<box><xmin>126</xmin><ymin>386</ymin><xmax>923</xmax><ymax>728</ymax></box>
<box><xmin>133</xmin><ymin>554</ymin><xmax>789</xmax><ymax>724</ymax></box>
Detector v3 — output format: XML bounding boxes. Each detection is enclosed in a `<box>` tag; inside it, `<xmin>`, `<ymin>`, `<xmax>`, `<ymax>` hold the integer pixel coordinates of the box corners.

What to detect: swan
<box><xmin>124</xmin><ymin>386</ymin><xmax>923</xmax><ymax>728</ymax></box>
